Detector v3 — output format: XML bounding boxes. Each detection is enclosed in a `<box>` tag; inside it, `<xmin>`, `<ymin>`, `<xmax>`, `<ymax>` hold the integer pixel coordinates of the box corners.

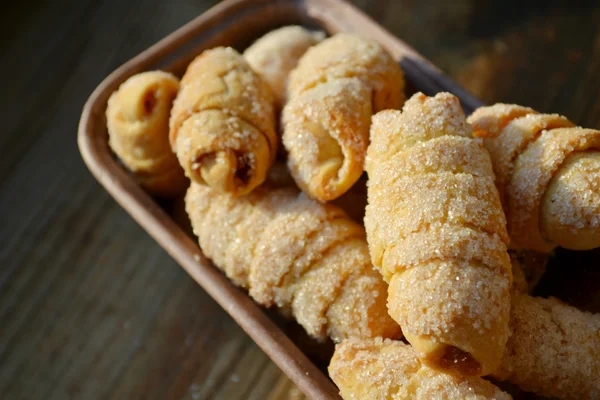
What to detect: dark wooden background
<box><xmin>1</xmin><ymin>0</ymin><xmax>599</xmax><ymax>399</ymax></box>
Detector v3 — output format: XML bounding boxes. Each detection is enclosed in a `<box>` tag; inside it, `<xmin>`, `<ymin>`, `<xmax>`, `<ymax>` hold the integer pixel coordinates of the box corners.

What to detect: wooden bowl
<box><xmin>78</xmin><ymin>0</ymin><xmax>487</xmax><ymax>398</ymax></box>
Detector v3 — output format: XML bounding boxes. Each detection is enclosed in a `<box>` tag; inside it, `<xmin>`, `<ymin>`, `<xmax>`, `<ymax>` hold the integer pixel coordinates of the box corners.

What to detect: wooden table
<box><xmin>1</xmin><ymin>0</ymin><xmax>599</xmax><ymax>399</ymax></box>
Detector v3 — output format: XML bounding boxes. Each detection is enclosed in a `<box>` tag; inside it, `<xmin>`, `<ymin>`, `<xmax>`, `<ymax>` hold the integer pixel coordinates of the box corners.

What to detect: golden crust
<box><xmin>494</xmin><ymin>294</ymin><xmax>600</xmax><ymax>399</ymax></box>
<box><xmin>330</xmin><ymin>294</ymin><xmax>600</xmax><ymax>400</ymax></box>
<box><xmin>541</xmin><ymin>151</ymin><xmax>600</xmax><ymax>250</ymax></box>
<box><xmin>283</xmin><ymin>33</ymin><xmax>404</xmax><ymax>201</ymax></box>
<box><xmin>329</xmin><ymin>338</ymin><xmax>512</xmax><ymax>400</ymax></box>
<box><xmin>282</xmin><ymin>78</ymin><xmax>372</xmax><ymax>201</ymax></box>
<box><xmin>288</xmin><ymin>33</ymin><xmax>404</xmax><ymax>112</ymax></box>
<box><xmin>185</xmin><ymin>183</ymin><xmax>400</xmax><ymax>342</ymax></box>
<box><xmin>388</xmin><ymin>260</ymin><xmax>511</xmax><ymax>377</ymax></box>
<box><xmin>243</xmin><ymin>25</ymin><xmax>325</xmax><ymax>106</ymax></box>
<box><xmin>469</xmin><ymin>104</ymin><xmax>600</xmax><ymax>251</ymax></box>
<box><xmin>469</xmin><ymin>103</ymin><xmax>535</xmax><ymax>138</ymax></box>
<box><xmin>510</xmin><ymin>127</ymin><xmax>600</xmax><ymax>251</ymax></box>
<box><xmin>106</xmin><ymin>71</ymin><xmax>187</xmax><ymax>197</ymax></box>
<box><xmin>365</xmin><ymin>93</ymin><xmax>511</xmax><ymax>376</ymax></box>
<box><xmin>170</xmin><ymin>47</ymin><xmax>276</xmax><ymax>196</ymax></box>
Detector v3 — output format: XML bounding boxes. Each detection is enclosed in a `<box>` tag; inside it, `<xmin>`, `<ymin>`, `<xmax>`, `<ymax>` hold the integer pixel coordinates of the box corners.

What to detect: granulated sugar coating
<box><xmin>169</xmin><ymin>47</ymin><xmax>277</xmax><ymax>196</ymax></box>
<box><xmin>494</xmin><ymin>294</ymin><xmax>600</xmax><ymax>399</ymax></box>
<box><xmin>365</xmin><ymin>92</ymin><xmax>512</xmax><ymax>376</ymax></box>
<box><xmin>288</xmin><ymin>33</ymin><xmax>405</xmax><ymax>112</ymax></box>
<box><xmin>243</xmin><ymin>25</ymin><xmax>325</xmax><ymax>107</ymax></box>
<box><xmin>106</xmin><ymin>71</ymin><xmax>188</xmax><ymax>197</ymax></box>
<box><xmin>328</xmin><ymin>338</ymin><xmax>511</xmax><ymax>400</ymax></box>
<box><xmin>282</xmin><ymin>33</ymin><xmax>404</xmax><ymax>201</ymax></box>
<box><xmin>282</xmin><ymin>78</ymin><xmax>372</xmax><ymax>201</ymax></box>
<box><xmin>185</xmin><ymin>183</ymin><xmax>401</xmax><ymax>342</ymax></box>
<box><xmin>468</xmin><ymin>104</ymin><xmax>600</xmax><ymax>251</ymax></box>
<box><xmin>542</xmin><ymin>151</ymin><xmax>600</xmax><ymax>250</ymax></box>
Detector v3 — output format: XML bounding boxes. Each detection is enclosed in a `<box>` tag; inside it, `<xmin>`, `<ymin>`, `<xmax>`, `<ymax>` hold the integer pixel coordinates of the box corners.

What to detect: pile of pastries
<box><xmin>106</xmin><ymin>25</ymin><xmax>600</xmax><ymax>399</ymax></box>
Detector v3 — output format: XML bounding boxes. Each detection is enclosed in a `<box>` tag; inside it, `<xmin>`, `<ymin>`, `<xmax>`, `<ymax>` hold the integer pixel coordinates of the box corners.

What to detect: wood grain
<box><xmin>2</xmin><ymin>0</ymin><xmax>600</xmax><ymax>399</ymax></box>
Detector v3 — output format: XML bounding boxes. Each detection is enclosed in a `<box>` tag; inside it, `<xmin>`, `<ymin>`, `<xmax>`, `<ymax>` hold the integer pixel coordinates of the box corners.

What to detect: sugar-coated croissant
<box><xmin>185</xmin><ymin>183</ymin><xmax>400</xmax><ymax>342</ymax></box>
<box><xmin>282</xmin><ymin>33</ymin><xmax>404</xmax><ymax>201</ymax></box>
<box><xmin>468</xmin><ymin>104</ymin><xmax>600</xmax><ymax>251</ymax></box>
<box><xmin>243</xmin><ymin>25</ymin><xmax>325</xmax><ymax>107</ymax></box>
<box><xmin>169</xmin><ymin>47</ymin><xmax>277</xmax><ymax>196</ymax></box>
<box><xmin>494</xmin><ymin>293</ymin><xmax>600</xmax><ymax>400</ymax></box>
<box><xmin>329</xmin><ymin>338</ymin><xmax>512</xmax><ymax>400</ymax></box>
<box><xmin>106</xmin><ymin>71</ymin><xmax>187</xmax><ymax>197</ymax></box>
<box><xmin>365</xmin><ymin>93</ymin><xmax>512</xmax><ymax>376</ymax></box>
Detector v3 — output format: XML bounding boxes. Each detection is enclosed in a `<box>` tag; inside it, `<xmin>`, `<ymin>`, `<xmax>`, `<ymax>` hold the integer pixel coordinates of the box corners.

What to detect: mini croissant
<box><xmin>106</xmin><ymin>71</ymin><xmax>187</xmax><ymax>197</ymax></box>
<box><xmin>282</xmin><ymin>33</ymin><xmax>404</xmax><ymax>201</ymax></box>
<box><xmin>329</xmin><ymin>338</ymin><xmax>511</xmax><ymax>400</ymax></box>
<box><xmin>468</xmin><ymin>104</ymin><xmax>600</xmax><ymax>251</ymax></box>
<box><xmin>365</xmin><ymin>93</ymin><xmax>512</xmax><ymax>376</ymax></box>
<box><xmin>185</xmin><ymin>183</ymin><xmax>400</xmax><ymax>342</ymax></box>
<box><xmin>170</xmin><ymin>47</ymin><xmax>277</xmax><ymax>196</ymax></box>
<box><xmin>329</xmin><ymin>294</ymin><xmax>600</xmax><ymax>400</ymax></box>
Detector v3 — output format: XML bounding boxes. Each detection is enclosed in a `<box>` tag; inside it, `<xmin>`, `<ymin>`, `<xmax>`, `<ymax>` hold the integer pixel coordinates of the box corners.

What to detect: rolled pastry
<box><xmin>283</xmin><ymin>33</ymin><xmax>405</xmax><ymax>201</ymax></box>
<box><xmin>170</xmin><ymin>47</ymin><xmax>277</xmax><ymax>196</ymax></box>
<box><xmin>494</xmin><ymin>293</ymin><xmax>600</xmax><ymax>399</ymax></box>
<box><xmin>365</xmin><ymin>92</ymin><xmax>512</xmax><ymax>376</ymax></box>
<box><xmin>329</xmin><ymin>338</ymin><xmax>512</xmax><ymax>400</ymax></box>
<box><xmin>468</xmin><ymin>104</ymin><xmax>600</xmax><ymax>251</ymax></box>
<box><xmin>106</xmin><ymin>71</ymin><xmax>187</xmax><ymax>197</ymax></box>
<box><xmin>329</xmin><ymin>295</ymin><xmax>600</xmax><ymax>400</ymax></box>
<box><xmin>244</xmin><ymin>25</ymin><xmax>325</xmax><ymax>107</ymax></box>
<box><xmin>185</xmin><ymin>183</ymin><xmax>400</xmax><ymax>342</ymax></box>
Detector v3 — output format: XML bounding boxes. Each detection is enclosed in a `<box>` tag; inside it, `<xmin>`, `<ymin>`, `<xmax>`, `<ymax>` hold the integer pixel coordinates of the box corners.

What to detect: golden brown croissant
<box><xmin>494</xmin><ymin>293</ymin><xmax>600</xmax><ymax>399</ymax></box>
<box><xmin>243</xmin><ymin>25</ymin><xmax>325</xmax><ymax>107</ymax></box>
<box><xmin>282</xmin><ymin>33</ymin><xmax>405</xmax><ymax>201</ymax></box>
<box><xmin>185</xmin><ymin>183</ymin><xmax>400</xmax><ymax>342</ymax></box>
<box><xmin>330</xmin><ymin>298</ymin><xmax>600</xmax><ymax>400</ymax></box>
<box><xmin>365</xmin><ymin>92</ymin><xmax>512</xmax><ymax>376</ymax></box>
<box><xmin>329</xmin><ymin>338</ymin><xmax>512</xmax><ymax>400</ymax></box>
<box><xmin>106</xmin><ymin>71</ymin><xmax>188</xmax><ymax>197</ymax></box>
<box><xmin>169</xmin><ymin>47</ymin><xmax>277</xmax><ymax>196</ymax></box>
<box><xmin>468</xmin><ymin>104</ymin><xmax>600</xmax><ymax>251</ymax></box>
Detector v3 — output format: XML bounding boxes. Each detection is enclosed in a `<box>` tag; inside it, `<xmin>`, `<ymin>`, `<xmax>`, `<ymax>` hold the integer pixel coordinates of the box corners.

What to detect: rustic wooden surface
<box><xmin>1</xmin><ymin>0</ymin><xmax>600</xmax><ymax>399</ymax></box>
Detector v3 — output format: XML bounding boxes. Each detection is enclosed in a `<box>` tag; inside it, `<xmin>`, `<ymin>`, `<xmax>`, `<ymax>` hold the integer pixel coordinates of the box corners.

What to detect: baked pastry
<box><xmin>494</xmin><ymin>293</ymin><xmax>600</xmax><ymax>400</ymax></box>
<box><xmin>329</xmin><ymin>338</ymin><xmax>512</xmax><ymax>400</ymax></box>
<box><xmin>185</xmin><ymin>182</ymin><xmax>400</xmax><ymax>342</ymax></box>
<box><xmin>330</xmin><ymin>296</ymin><xmax>600</xmax><ymax>400</ymax></box>
<box><xmin>282</xmin><ymin>33</ymin><xmax>404</xmax><ymax>201</ymax></box>
<box><xmin>244</xmin><ymin>25</ymin><xmax>325</xmax><ymax>107</ymax></box>
<box><xmin>106</xmin><ymin>71</ymin><xmax>187</xmax><ymax>197</ymax></box>
<box><xmin>170</xmin><ymin>47</ymin><xmax>277</xmax><ymax>196</ymax></box>
<box><xmin>365</xmin><ymin>92</ymin><xmax>512</xmax><ymax>376</ymax></box>
<box><xmin>468</xmin><ymin>104</ymin><xmax>600</xmax><ymax>251</ymax></box>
